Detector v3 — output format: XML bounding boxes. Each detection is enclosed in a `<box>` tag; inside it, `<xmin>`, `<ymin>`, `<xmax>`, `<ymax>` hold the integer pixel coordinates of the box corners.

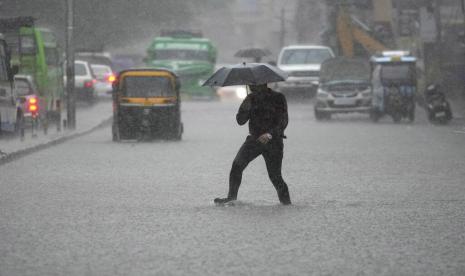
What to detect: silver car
<box><xmin>90</xmin><ymin>64</ymin><xmax>115</xmax><ymax>98</ymax></box>
<box><xmin>314</xmin><ymin>57</ymin><xmax>372</xmax><ymax>120</ymax></box>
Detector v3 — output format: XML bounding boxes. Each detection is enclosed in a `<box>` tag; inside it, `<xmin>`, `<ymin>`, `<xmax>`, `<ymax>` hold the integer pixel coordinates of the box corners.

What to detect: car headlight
<box><xmin>317</xmin><ymin>88</ymin><xmax>329</xmax><ymax>98</ymax></box>
<box><xmin>236</xmin><ymin>86</ymin><xmax>247</xmax><ymax>99</ymax></box>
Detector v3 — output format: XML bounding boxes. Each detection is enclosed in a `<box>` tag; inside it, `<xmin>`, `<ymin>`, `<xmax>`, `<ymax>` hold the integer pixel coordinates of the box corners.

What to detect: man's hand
<box><xmin>241</xmin><ymin>96</ymin><xmax>252</xmax><ymax>111</ymax></box>
<box><xmin>237</xmin><ymin>96</ymin><xmax>252</xmax><ymax>125</ymax></box>
<box><xmin>257</xmin><ymin>133</ymin><xmax>272</xmax><ymax>144</ymax></box>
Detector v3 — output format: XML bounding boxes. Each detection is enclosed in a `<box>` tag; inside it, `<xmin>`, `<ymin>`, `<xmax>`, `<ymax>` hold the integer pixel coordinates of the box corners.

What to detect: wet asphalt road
<box><xmin>1</xmin><ymin>101</ymin><xmax>465</xmax><ymax>275</ymax></box>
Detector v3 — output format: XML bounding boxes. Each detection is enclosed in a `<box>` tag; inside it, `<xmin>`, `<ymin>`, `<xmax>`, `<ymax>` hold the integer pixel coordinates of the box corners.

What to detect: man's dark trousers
<box><xmin>228</xmin><ymin>135</ymin><xmax>291</xmax><ymax>204</ymax></box>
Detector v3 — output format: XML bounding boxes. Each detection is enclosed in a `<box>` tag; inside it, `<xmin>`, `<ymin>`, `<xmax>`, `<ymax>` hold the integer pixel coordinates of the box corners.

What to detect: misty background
<box><xmin>0</xmin><ymin>0</ymin><xmax>325</xmax><ymax>63</ymax></box>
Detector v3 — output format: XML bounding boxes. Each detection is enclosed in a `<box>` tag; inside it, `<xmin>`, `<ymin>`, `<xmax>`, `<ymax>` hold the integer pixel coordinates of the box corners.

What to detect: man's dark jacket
<box><xmin>236</xmin><ymin>88</ymin><xmax>288</xmax><ymax>139</ymax></box>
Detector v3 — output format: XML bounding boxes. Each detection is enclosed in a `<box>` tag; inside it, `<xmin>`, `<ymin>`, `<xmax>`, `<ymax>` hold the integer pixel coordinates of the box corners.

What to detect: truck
<box><xmin>0</xmin><ymin>17</ymin><xmax>64</xmax><ymax>129</ymax></box>
<box><xmin>144</xmin><ymin>30</ymin><xmax>217</xmax><ymax>99</ymax></box>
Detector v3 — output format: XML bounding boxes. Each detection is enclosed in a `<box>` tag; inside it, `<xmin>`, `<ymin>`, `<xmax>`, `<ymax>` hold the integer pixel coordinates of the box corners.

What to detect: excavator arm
<box><xmin>336</xmin><ymin>7</ymin><xmax>388</xmax><ymax>57</ymax></box>
<box><xmin>336</xmin><ymin>8</ymin><xmax>355</xmax><ymax>57</ymax></box>
<box><xmin>352</xmin><ymin>26</ymin><xmax>388</xmax><ymax>54</ymax></box>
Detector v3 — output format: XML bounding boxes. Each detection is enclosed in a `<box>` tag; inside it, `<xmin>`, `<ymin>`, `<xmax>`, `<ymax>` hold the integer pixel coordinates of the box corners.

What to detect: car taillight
<box><xmin>107</xmin><ymin>74</ymin><xmax>116</xmax><ymax>83</ymax></box>
<box><xmin>28</xmin><ymin>97</ymin><xmax>39</xmax><ymax>116</ymax></box>
<box><xmin>84</xmin><ymin>79</ymin><xmax>96</xmax><ymax>88</ymax></box>
<box><xmin>29</xmin><ymin>97</ymin><xmax>37</xmax><ymax>105</ymax></box>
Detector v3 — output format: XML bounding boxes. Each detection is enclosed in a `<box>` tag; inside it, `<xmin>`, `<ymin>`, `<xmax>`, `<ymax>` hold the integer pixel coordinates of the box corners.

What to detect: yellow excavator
<box><xmin>335</xmin><ymin>4</ymin><xmax>390</xmax><ymax>57</ymax></box>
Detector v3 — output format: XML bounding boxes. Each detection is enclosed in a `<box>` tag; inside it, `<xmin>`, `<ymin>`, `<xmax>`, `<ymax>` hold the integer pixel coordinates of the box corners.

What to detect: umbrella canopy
<box><xmin>234</xmin><ymin>47</ymin><xmax>272</xmax><ymax>58</ymax></box>
<box><xmin>202</xmin><ymin>63</ymin><xmax>288</xmax><ymax>87</ymax></box>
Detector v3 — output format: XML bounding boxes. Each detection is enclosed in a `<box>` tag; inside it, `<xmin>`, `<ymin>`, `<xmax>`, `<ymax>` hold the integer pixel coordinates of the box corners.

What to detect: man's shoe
<box><xmin>214</xmin><ymin>197</ymin><xmax>235</xmax><ymax>205</ymax></box>
<box><xmin>279</xmin><ymin>191</ymin><xmax>292</xmax><ymax>205</ymax></box>
<box><xmin>280</xmin><ymin>198</ymin><xmax>292</xmax><ymax>205</ymax></box>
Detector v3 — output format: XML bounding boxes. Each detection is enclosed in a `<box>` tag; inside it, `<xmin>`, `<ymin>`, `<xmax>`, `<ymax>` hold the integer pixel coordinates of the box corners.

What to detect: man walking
<box><xmin>214</xmin><ymin>84</ymin><xmax>291</xmax><ymax>205</ymax></box>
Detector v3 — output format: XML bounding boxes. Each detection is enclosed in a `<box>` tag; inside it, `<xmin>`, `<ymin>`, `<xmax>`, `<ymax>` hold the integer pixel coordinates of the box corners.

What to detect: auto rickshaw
<box><xmin>370</xmin><ymin>51</ymin><xmax>417</xmax><ymax>123</ymax></box>
<box><xmin>112</xmin><ymin>69</ymin><xmax>183</xmax><ymax>141</ymax></box>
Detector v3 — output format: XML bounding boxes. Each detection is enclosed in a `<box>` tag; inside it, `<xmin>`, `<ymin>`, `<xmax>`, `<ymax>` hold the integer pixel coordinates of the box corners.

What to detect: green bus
<box><xmin>145</xmin><ymin>31</ymin><xmax>217</xmax><ymax>99</ymax></box>
<box><xmin>0</xmin><ymin>17</ymin><xmax>64</xmax><ymax>126</ymax></box>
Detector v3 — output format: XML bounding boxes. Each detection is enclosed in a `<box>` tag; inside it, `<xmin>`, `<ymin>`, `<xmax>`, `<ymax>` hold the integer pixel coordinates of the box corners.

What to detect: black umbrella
<box><xmin>234</xmin><ymin>48</ymin><xmax>272</xmax><ymax>62</ymax></box>
<box><xmin>202</xmin><ymin>63</ymin><xmax>288</xmax><ymax>87</ymax></box>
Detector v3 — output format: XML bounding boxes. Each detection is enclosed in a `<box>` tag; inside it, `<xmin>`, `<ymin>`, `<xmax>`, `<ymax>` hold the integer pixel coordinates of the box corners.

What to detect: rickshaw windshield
<box><xmin>380</xmin><ymin>64</ymin><xmax>416</xmax><ymax>85</ymax></box>
<box><xmin>122</xmin><ymin>76</ymin><xmax>174</xmax><ymax>97</ymax></box>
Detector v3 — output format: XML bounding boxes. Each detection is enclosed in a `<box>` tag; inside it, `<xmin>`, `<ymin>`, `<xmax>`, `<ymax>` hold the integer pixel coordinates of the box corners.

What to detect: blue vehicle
<box><xmin>370</xmin><ymin>51</ymin><xmax>417</xmax><ymax>123</ymax></box>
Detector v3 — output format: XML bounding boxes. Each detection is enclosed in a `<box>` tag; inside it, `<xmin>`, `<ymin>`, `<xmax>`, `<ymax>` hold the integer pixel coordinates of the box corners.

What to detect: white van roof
<box><xmin>281</xmin><ymin>45</ymin><xmax>332</xmax><ymax>50</ymax></box>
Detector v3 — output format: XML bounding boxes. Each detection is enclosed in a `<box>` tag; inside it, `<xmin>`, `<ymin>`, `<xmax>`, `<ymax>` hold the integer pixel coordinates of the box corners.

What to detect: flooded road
<box><xmin>1</xmin><ymin>101</ymin><xmax>465</xmax><ymax>275</ymax></box>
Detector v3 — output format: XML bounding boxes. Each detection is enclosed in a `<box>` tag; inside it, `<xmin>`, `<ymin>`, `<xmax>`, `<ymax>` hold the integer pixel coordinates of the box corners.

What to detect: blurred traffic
<box><xmin>1</xmin><ymin>0</ymin><xmax>464</xmax><ymax>143</ymax></box>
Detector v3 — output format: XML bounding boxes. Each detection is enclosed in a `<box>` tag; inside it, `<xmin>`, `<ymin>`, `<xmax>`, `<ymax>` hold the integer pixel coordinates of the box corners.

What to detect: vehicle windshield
<box><xmin>20</xmin><ymin>35</ymin><xmax>36</xmax><ymax>55</ymax></box>
<box><xmin>122</xmin><ymin>76</ymin><xmax>174</xmax><ymax>97</ymax></box>
<box><xmin>74</xmin><ymin>63</ymin><xmax>88</xmax><ymax>76</ymax></box>
<box><xmin>44</xmin><ymin>47</ymin><xmax>59</xmax><ymax>66</ymax></box>
<box><xmin>155</xmin><ymin>49</ymin><xmax>209</xmax><ymax>61</ymax></box>
<box><xmin>380</xmin><ymin>64</ymin><xmax>415</xmax><ymax>85</ymax></box>
<box><xmin>14</xmin><ymin>79</ymin><xmax>33</xmax><ymax>96</ymax></box>
<box><xmin>91</xmin><ymin>65</ymin><xmax>112</xmax><ymax>79</ymax></box>
<box><xmin>280</xmin><ymin>49</ymin><xmax>333</xmax><ymax>65</ymax></box>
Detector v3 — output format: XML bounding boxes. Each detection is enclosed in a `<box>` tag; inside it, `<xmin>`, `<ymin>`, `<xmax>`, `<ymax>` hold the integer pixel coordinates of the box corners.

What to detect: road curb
<box><xmin>0</xmin><ymin>117</ymin><xmax>112</xmax><ymax>166</ymax></box>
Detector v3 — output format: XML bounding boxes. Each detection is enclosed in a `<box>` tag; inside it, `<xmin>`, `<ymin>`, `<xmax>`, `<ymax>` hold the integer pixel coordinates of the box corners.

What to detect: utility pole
<box><xmin>66</xmin><ymin>0</ymin><xmax>75</xmax><ymax>129</ymax></box>
<box><xmin>279</xmin><ymin>7</ymin><xmax>285</xmax><ymax>48</ymax></box>
<box><xmin>456</xmin><ymin>0</ymin><xmax>464</xmax><ymax>37</ymax></box>
<box><xmin>462</xmin><ymin>0</ymin><xmax>465</xmax><ymax>33</ymax></box>
<box><xmin>295</xmin><ymin>0</ymin><xmax>306</xmax><ymax>43</ymax></box>
<box><xmin>420</xmin><ymin>0</ymin><xmax>443</xmax><ymax>85</ymax></box>
<box><xmin>434</xmin><ymin>0</ymin><xmax>442</xmax><ymax>44</ymax></box>
<box><xmin>433</xmin><ymin>0</ymin><xmax>443</xmax><ymax>85</ymax></box>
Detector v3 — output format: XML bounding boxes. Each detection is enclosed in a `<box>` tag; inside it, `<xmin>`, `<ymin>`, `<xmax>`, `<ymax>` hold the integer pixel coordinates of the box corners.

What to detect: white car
<box><xmin>74</xmin><ymin>60</ymin><xmax>97</xmax><ymax>103</ymax></box>
<box><xmin>90</xmin><ymin>64</ymin><xmax>115</xmax><ymax>98</ymax></box>
<box><xmin>276</xmin><ymin>45</ymin><xmax>335</xmax><ymax>98</ymax></box>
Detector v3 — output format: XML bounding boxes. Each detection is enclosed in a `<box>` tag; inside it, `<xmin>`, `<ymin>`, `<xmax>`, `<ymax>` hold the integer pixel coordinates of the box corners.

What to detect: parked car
<box><xmin>90</xmin><ymin>64</ymin><xmax>115</xmax><ymax>98</ymax></box>
<box><xmin>276</xmin><ymin>45</ymin><xmax>335</xmax><ymax>98</ymax></box>
<box><xmin>314</xmin><ymin>57</ymin><xmax>372</xmax><ymax>120</ymax></box>
<box><xmin>74</xmin><ymin>60</ymin><xmax>97</xmax><ymax>103</ymax></box>
<box><xmin>13</xmin><ymin>75</ymin><xmax>40</xmax><ymax>127</ymax></box>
